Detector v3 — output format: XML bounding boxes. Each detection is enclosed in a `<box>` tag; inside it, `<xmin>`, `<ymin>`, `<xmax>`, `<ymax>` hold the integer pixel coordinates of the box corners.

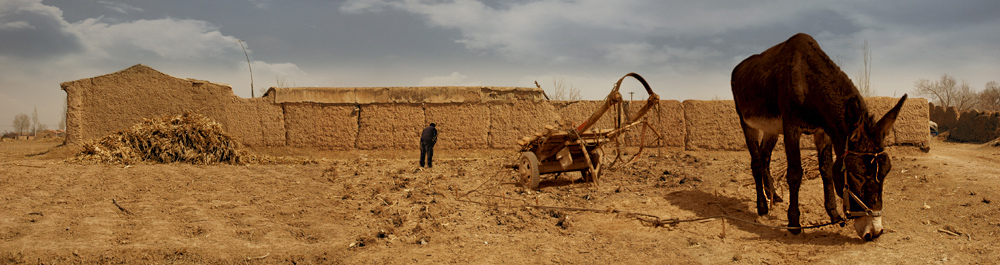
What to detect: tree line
<box><xmin>913</xmin><ymin>74</ymin><xmax>1000</xmax><ymax>112</ymax></box>
<box><xmin>7</xmin><ymin>106</ymin><xmax>66</xmax><ymax>138</ymax></box>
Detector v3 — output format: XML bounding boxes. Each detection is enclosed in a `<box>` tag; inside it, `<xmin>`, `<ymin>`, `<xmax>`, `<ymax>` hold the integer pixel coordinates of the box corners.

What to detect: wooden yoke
<box><xmin>576</xmin><ymin>85</ymin><xmax>622</xmax><ymax>133</ymax></box>
<box><xmin>576</xmin><ymin>73</ymin><xmax>659</xmax><ymax>133</ymax></box>
<box><xmin>621</xmin><ymin>73</ymin><xmax>660</xmax><ymax>125</ymax></box>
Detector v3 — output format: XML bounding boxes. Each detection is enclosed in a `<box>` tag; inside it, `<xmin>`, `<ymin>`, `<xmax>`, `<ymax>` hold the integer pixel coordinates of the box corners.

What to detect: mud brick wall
<box><xmin>950</xmin><ymin>110</ymin><xmax>1000</xmax><ymax>143</ymax></box>
<box><xmin>217</xmin><ymin>97</ymin><xmax>286</xmax><ymax>147</ymax></box>
<box><xmin>623</xmin><ymin>100</ymin><xmax>686</xmax><ymax>148</ymax></box>
<box><xmin>357</xmin><ymin>104</ymin><xmax>425</xmax><ymax>150</ymax></box>
<box><xmin>551</xmin><ymin>100</ymin><xmax>685</xmax><ymax>148</ymax></box>
<box><xmin>283</xmin><ymin>103</ymin><xmax>358</xmax><ymax>150</ymax></box>
<box><xmin>60</xmin><ymin>64</ymin><xmax>284</xmax><ymax>147</ymax></box>
<box><xmin>891</xmin><ymin>97</ymin><xmax>929</xmax><ymax>146</ymax></box>
<box><xmin>551</xmin><ymin>101</ymin><xmax>617</xmax><ymax>131</ymax></box>
<box><xmin>424</xmin><ymin>103</ymin><xmax>490</xmax><ymax>149</ymax></box>
<box><xmin>680</xmin><ymin>97</ymin><xmax>926</xmax><ymax>151</ymax></box>
<box><xmin>489</xmin><ymin>101</ymin><xmax>559</xmax><ymax>149</ymax></box>
<box><xmin>682</xmin><ymin>100</ymin><xmax>745</xmax><ymax>151</ymax></box>
<box><xmin>866</xmin><ymin>97</ymin><xmax>929</xmax><ymax>146</ymax></box>
<box><xmin>927</xmin><ymin>102</ymin><xmax>998</xmax><ymax>143</ymax></box>
<box><xmin>62</xmin><ymin>65</ymin><xmax>930</xmax><ymax>151</ymax></box>
<box><xmin>928</xmin><ymin>103</ymin><xmax>959</xmax><ymax>131</ymax></box>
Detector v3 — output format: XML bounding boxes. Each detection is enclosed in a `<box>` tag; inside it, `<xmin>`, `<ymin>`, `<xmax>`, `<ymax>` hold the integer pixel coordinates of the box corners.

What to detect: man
<box><xmin>419</xmin><ymin>123</ymin><xmax>438</xmax><ymax>168</ymax></box>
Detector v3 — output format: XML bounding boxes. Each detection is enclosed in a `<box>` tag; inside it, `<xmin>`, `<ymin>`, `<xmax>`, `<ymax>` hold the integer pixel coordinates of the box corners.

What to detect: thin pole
<box><xmin>237</xmin><ymin>39</ymin><xmax>254</xmax><ymax>98</ymax></box>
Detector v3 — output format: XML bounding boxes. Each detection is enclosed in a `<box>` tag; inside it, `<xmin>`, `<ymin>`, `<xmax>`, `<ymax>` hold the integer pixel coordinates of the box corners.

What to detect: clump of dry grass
<box><xmin>70</xmin><ymin>113</ymin><xmax>250</xmax><ymax>165</ymax></box>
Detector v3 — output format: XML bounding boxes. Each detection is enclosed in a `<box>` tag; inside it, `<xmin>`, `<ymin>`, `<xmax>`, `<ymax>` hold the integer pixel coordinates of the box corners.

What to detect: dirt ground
<box><xmin>1</xmin><ymin>138</ymin><xmax>998</xmax><ymax>264</ymax></box>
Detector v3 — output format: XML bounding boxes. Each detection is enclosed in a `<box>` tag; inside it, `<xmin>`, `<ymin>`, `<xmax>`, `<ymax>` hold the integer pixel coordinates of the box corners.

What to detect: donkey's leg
<box><xmin>814</xmin><ymin>132</ymin><xmax>845</xmax><ymax>224</ymax></box>
<box><xmin>783</xmin><ymin>127</ymin><xmax>804</xmax><ymax>234</ymax></box>
<box><xmin>740</xmin><ymin>121</ymin><xmax>770</xmax><ymax>215</ymax></box>
<box><xmin>759</xmin><ymin>134</ymin><xmax>782</xmax><ymax>203</ymax></box>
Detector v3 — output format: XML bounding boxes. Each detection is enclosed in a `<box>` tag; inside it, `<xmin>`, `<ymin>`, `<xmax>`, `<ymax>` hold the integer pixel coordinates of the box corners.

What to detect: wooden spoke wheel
<box><xmin>519</xmin><ymin>152</ymin><xmax>540</xmax><ymax>190</ymax></box>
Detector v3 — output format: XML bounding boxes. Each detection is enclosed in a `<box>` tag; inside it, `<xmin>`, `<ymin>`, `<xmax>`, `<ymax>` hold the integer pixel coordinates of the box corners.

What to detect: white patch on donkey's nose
<box><xmin>854</xmin><ymin>216</ymin><xmax>884</xmax><ymax>241</ymax></box>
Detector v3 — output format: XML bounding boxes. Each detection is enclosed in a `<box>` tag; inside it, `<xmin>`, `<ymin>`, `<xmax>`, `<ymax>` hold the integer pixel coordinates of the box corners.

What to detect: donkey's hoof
<box><xmin>756</xmin><ymin>202</ymin><xmax>770</xmax><ymax>216</ymax></box>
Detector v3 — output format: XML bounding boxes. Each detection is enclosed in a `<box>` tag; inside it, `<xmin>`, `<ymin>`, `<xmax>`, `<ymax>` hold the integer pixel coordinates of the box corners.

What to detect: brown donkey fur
<box><xmin>731</xmin><ymin>33</ymin><xmax>906</xmax><ymax>240</ymax></box>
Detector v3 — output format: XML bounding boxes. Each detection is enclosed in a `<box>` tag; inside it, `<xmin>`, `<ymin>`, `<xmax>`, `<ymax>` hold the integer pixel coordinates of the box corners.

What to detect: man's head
<box><xmin>430</xmin><ymin>123</ymin><xmax>436</xmax><ymax>127</ymax></box>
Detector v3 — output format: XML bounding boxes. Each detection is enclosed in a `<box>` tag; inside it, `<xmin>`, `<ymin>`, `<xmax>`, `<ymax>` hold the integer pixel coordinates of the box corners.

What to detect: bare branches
<box><xmin>855</xmin><ymin>40</ymin><xmax>875</xmax><ymax>97</ymax></box>
<box><xmin>980</xmin><ymin>81</ymin><xmax>1000</xmax><ymax>112</ymax></box>
<box><xmin>12</xmin><ymin>113</ymin><xmax>29</xmax><ymax>135</ymax></box>
<box><xmin>548</xmin><ymin>78</ymin><xmax>582</xmax><ymax>100</ymax></box>
<box><xmin>913</xmin><ymin>74</ymin><xmax>978</xmax><ymax>112</ymax></box>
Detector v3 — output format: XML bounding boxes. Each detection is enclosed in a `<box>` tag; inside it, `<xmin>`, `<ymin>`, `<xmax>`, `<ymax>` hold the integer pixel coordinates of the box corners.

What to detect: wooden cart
<box><xmin>515</xmin><ymin>73</ymin><xmax>663</xmax><ymax>189</ymax></box>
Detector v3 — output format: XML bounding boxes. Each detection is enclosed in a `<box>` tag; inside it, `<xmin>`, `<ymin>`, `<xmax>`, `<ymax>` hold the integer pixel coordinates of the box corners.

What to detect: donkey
<box><xmin>731</xmin><ymin>33</ymin><xmax>906</xmax><ymax>241</ymax></box>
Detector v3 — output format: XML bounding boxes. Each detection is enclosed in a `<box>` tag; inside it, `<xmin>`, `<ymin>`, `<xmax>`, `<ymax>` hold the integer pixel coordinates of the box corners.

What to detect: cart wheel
<box><xmin>581</xmin><ymin>151</ymin><xmax>601</xmax><ymax>183</ymax></box>
<box><xmin>519</xmin><ymin>152</ymin><xmax>540</xmax><ymax>190</ymax></box>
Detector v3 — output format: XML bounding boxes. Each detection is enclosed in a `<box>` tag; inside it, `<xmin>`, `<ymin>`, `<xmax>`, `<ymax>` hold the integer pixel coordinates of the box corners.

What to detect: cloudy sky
<box><xmin>2</xmin><ymin>0</ymin><xmax>998</xmax><ymax>131</ymax></box>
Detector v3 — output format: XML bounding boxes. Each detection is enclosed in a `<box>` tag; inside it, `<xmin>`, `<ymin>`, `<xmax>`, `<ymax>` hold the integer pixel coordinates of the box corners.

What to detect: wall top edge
<box><xmin>268</xmin><ymin>86</ymin><xmax>546</xmax><ymax>104</ymax></box>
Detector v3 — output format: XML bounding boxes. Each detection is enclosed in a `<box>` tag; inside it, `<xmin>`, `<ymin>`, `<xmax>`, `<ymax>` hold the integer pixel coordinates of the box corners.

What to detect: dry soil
<box><xmin>1</xmin><ymin>138</ymin><xmax>998</xmax><ymax>264</ymax></box>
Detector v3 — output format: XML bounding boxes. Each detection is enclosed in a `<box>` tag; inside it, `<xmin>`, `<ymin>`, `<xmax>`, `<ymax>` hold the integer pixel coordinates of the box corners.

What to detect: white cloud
<box><xmin>0</xmin><ymin>0</ymin><xmax>307</xmax><ymax>127</ymax></box>
<box><xmin>247</xmin><ymin>0</ymin><xmax>272</xmax><ymax>9</ymax></box>
<box><xmin>68</xmin><ymin>17</ymin><xmax>241</xmax><ymax>60</ymax></box>
<box><xmin>0</xmin><ymin>0</ymin><xmax>66</xmax><ymax>18</ymax></box>
<box><xmin>340</xmin><ymin>0</ymin><xmax>395</xmax><ymax>13</ymax></box>
<box><xmin>0</xmin><ymin>20</ymin><xmax>32</xmax><ymax>30</ymax></box>
<box><xmin>417</xmin><ymin>72</ymin><xmax>481</xmax><ymax>86</ymax></box>
<box><xmin>98</xmin><ymin>1</ymin><xmax>143</xmax><ymax>14</ymax></box>
<box><xmin>340</xmin><ymin>0</ymin><xmax>814</xmax><ymax>66</ymax></box>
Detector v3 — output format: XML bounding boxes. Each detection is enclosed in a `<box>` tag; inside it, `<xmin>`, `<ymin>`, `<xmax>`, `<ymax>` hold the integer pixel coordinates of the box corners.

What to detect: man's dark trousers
<box><xmin>420</xmin><ymin>140</ymin><xmax>435</xmax><ymax>167</ymax></box>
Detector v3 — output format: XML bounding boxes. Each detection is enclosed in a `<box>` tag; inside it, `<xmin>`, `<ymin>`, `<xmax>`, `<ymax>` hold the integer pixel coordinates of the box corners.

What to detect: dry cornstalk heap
<box><xmin>72</xmin><ymin>113</ymin><xmax>250</xmax><ymax>165</ymax></box>
<box><xmin>515</xmin><ymin>73</ymin><xmax>664</xmax><ymax>190</ymax></box>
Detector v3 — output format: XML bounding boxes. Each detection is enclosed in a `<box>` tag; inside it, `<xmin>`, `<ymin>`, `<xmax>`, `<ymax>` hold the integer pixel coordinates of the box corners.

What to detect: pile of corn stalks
<box><xmin>71</xmin><ymin>113</ymin><xmax>250</xmax><ymax>165</ymax></box>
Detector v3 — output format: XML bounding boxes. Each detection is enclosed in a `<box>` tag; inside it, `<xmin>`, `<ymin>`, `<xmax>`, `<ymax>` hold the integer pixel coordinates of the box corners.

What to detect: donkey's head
<box><xmin>842</xmin><ymin>94</ymin><xmax>907</xmax><ymax>241</ymax></box>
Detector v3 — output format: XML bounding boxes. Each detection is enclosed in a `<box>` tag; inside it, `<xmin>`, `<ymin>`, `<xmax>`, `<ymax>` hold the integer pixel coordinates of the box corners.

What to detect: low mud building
<box><xmin>61</xmin><ymin>65</ymin><xmax>929</xmax><ymax>150</ymax></box>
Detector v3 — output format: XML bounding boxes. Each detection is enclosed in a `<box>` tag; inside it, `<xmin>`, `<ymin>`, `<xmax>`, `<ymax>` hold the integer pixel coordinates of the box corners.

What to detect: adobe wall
<box><xmin>60</xmin><ymin>64</ymin><xmax>284</xmax><ymax>147</ymax></box>
<box><xmin>549</xmin><ymin>100</ymin><xmax>685</xmax><ymax>148</ymax></box>
<box><xmin>682</xmin><ymin>100</ymin><xmax>744</xmax><ymax>151</ymax></box>
<box><xmin>624</xmin><ymin>100</ymin><xmax>686</xmax><ymax>148</ymax></box>
<box><xmin>282</xmin><ymin>103</ymin><xmax>358</xmax><ymax>150</ymax></box>
<box><xmin>865</xmin><ymin>97</ymin><xmax>929</xmax><ymax>146</ymax></box>
<box><xmin>680</xmin><ymin>97</ymin><xmax>925</xmax><ymax>151</ymax></box>
<box><xmin>925</xmin><ymin>102</ymin><xmax>999</xmax><ymax>143</ymax></box>
<box><xmin>357</xmin><ymin>104</ymin><xmax>426</xmax><ymax>150</ymax></box>
<box><xmin>488</xmin><ymin>101</ymin><xmax>560</xmax><ymax>149</ymax></box>
<box><xmin>949</xmin><ymin>110</ymin><xmax>1000</xmax><ymax>143</ymax></box>
<box><xmin>928</xmin><ymin>103</ymin><xmax>959</xmax><ymax>131</ymax></box>
<box><xmin>424</xmin><ymin>103</ymin><xmax>490</xmax><ymax>149</ymax></box>
<box><xmin>62</xmin><ymin>65</ymin><xmax>930</xmax><ymax>151</ymax></box>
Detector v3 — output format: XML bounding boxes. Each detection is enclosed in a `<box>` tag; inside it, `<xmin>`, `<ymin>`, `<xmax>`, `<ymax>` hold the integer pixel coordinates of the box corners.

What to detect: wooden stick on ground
<box><xmin>112</xmin><ymin>198</ymin><xmax>132</xmax><ymax>215</ymax></box>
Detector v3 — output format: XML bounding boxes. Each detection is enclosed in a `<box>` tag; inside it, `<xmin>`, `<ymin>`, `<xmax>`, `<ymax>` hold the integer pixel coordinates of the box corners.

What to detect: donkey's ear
<box><xmin>874</xmin><ymin>94</ymin><xmax>908</xmax><ymax>140</ymax></box>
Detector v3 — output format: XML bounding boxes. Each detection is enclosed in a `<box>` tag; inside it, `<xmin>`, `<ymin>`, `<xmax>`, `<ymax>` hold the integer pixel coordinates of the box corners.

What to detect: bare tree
<box><xmin>59</xmin><ymin>100</ymin><xmax>66</xmax><ymax>131</ymax></box>
<box><xmin>549</xmin><ymin>78</ymin><xmax>582</xmax><ymax>100</ymax></box>
<box><xmin>31</xmin><ymin>107</ymin><xmax>39</xmax><ymax>135</ymax></box>
<box><xmin>568</xmin><ymin>84</ymin><xmax>581</xmax><ymax>100</ymax></box>
<box><xmin>953</xmin><ymin>80</ymin><xmax>977</xmax><ymax>112</ymax></box>
<box><xmin>13</xmin><ymin>113</ymin><xmax>29</xmax><ymax>135</ymax></box>
<box><xmin>855</xmin><ymin>40</ymin><xmax>875</xmax><ymax>97</ymax></box>
<box><xmin>979</xmin><ymin>81</ymin><xmax>1000</xmax><ymax>112</ymax></box>
<box><xmin>913</xmin><ymin>74</ymin><xmax>978</xmax><ymax>112</ymax></box>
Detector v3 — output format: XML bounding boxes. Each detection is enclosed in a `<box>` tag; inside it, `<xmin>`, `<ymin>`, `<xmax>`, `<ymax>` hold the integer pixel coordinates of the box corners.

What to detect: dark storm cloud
<box><xmin>2</xmin><ymin>0</ymin><xmax>998</xmax><ymax>130</ymax></box>
<box><xmin>0</xmin><ymin>2</ymin><xmax>82</xmax><ymax>59</ymax></box>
